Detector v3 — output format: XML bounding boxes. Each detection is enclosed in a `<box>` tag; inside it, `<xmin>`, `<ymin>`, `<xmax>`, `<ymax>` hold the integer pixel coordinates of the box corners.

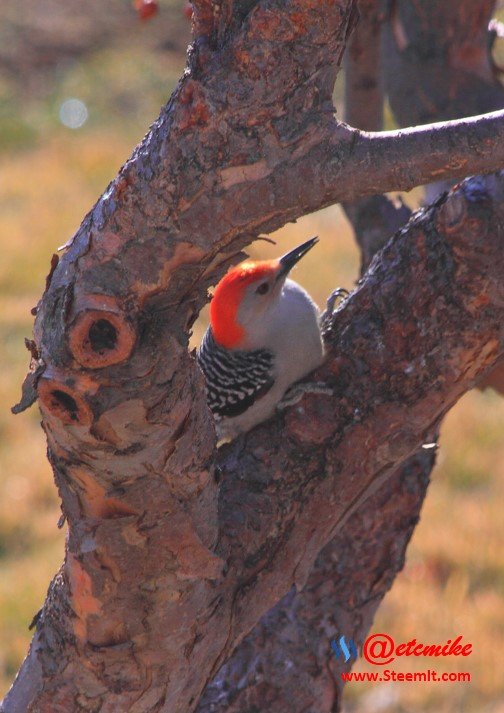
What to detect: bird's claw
<box><xmin>277</xmin><ymin>381</ymin><xmax>333</xmax><ymax>410</ymax></box>
<box><xmin>321</xmin><ymin>287</ymin><xmax>349</xmax><ymax>331</ymax></box>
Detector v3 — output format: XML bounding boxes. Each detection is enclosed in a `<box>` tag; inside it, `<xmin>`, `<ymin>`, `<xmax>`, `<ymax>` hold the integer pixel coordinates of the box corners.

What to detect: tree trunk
<box><xmin>4</xmin><ymin>1</ymin><xmax>504</xmax><ymax>711</ymax></box>
<box><xmin>197</xmin><ymin>4</ymin><xmax>504</xmax><ymax>707</ymax></box>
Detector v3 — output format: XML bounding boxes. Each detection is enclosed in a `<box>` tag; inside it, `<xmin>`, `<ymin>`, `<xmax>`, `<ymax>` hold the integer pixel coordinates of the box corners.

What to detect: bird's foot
<box><xmin>277</xmin><ymin>381</ymin><xmax>333</xmax><ymax>410</ymax></box>
<box><xmin>321</xmin><ymin>287</ymin><xmax>349</xmax><ymax>331</ymax></box>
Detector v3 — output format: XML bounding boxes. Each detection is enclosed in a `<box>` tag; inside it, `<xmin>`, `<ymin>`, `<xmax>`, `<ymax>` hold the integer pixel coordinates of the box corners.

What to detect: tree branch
<box><xmin>381</xmin><ymin>0</ymin><xmax>504</xmax><ymax>396</ymax></box>
<box><xmin>205</xmin><ymin>172</ymin><xmax>504</xmax><ymax>691</ymax></box>
<box><xmin>4</xmin><ymin>0</ymin><xmax>504</xmax><ymax>710</ymax></box>
<box><xmin>384</xmin><ymin>0</ymin><xmax>503</xmax><ymax>126</ymax></box>
<box><xmin>341</xmin><ymin>0</ymin><xmax>411</xmax><ymax>277</ymax></box>
<box><xmin>195</xmin><ymin>7</ymin><xmax>426</xmax><ymax>707</ymax></box>
<box><xmin>332</xmin><ymin>110</ymin><xmax>504</xmax><ymax>200</ymax></box>
<box><xmin>7</xmin><ymin>171</ymin><xmax>503</xmax><ymax>712</ymax></box>
<box><xmin>344</xmin><ymin>0</ymin><xmax>384</xmax><ymax>131</ymax></box>
<box><xmin>197</xmin><ymin>435</ymin><xmax>437</xmax><ymax>713</ymax></box>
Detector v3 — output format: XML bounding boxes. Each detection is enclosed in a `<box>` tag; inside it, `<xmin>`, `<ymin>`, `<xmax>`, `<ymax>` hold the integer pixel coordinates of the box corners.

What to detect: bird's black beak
<box><xmin>277</xmin><ymin>236</ymin><xmax>318</xmax><ymax>280</ymax></box>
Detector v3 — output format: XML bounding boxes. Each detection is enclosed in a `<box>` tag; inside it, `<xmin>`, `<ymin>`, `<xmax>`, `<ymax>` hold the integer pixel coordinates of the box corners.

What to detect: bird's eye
<box><xmin>256</xmin><ymin>282</ymin><xmax>270</xmax><ymax>295</ymax></box>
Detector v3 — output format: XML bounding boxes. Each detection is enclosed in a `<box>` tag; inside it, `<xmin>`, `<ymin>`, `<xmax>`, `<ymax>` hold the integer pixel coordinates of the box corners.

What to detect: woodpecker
<box><xmin>197</xmin><ymin>237</ymin><xmax>324</xmax><ymax>440</ymax></box>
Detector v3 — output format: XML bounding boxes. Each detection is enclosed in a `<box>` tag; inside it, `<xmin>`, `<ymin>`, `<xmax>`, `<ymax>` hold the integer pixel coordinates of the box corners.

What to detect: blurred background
<box><xmin>0</xmin><ymin>1</ymin><xmax>503</xmax><ymax>711</ymax></box>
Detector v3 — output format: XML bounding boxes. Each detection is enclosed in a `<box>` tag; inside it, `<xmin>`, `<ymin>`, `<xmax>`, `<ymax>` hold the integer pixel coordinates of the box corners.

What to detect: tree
<box><xmin>3</xmin><ymin>1</ymin><xmax>503</xmax><ymax>711</ymax></box>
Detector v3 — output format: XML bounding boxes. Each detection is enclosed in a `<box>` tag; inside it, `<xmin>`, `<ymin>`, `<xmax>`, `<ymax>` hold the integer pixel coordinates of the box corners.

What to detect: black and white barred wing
<box><xmin>197</xmin><ymin>328</ymin><xmax>275</xmax><ymax>420</ymax></box>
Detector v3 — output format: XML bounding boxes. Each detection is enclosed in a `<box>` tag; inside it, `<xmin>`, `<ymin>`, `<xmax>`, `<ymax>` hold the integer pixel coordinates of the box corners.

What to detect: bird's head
<box><xmin>210</xmin><ymin>237</ymin><xmax>318</xmax><ymax>350</ymax></box>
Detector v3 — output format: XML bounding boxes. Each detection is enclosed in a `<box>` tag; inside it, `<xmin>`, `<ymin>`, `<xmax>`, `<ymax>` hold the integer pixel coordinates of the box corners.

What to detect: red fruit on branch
<box><xmin>134</xmin><ymin>0</ymin><xmax>158</xmax><ymax>21</ymax></box>
<box><xmin>183</xmin><ymin>2</ymin><xmax>193</xmax><ymax>21</ymax></box>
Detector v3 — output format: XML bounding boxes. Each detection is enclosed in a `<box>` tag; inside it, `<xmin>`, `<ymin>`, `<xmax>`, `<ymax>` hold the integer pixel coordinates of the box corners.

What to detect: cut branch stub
<box><xmin>38</xmin><ymin>376</ymin><xmax>93</xmax><ymax>427</ymax></box>
<box><xmin>68</xmin><ymin>295</ymin><xmax>136</xmax><ymax>369</ymax></box>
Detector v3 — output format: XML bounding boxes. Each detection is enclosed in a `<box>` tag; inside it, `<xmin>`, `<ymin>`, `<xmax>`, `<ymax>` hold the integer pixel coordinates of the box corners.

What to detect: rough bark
<box><xmin>384</xmin><ymin>0</ymin><xmax>503</xmax><ymax>126</ymax></box>
<box><xmin>197</xmin><ymin>445</ymin><xmax>436</xmax><ymax>713</ymax></box>
<box><xmin>383</xmin><ymin>0</ymin><xmax>504</xmax><ymax>203</ymax></box>
<box><xmin>344</xmin><ymin>0</ymin><xmax>385</xmax><ymax>132</ymax></box>
<box><xmin>382</xmin><ymin>0</ymin><xmax>504</xmax><ymax>390</ymax></box>
<box><xmin>6</xmin><ymin>171</ymin><xmax>504</xmax><ymax>712</ymax></box>
<box><xmin>3</xmin><ymin>0</ymin><xmax>504</xmax><ymax>711</ymax></box>
<box><xmin>196</xmin><ymin>9</ymin><xmax>427</xmax><ymax>707</ymax></box>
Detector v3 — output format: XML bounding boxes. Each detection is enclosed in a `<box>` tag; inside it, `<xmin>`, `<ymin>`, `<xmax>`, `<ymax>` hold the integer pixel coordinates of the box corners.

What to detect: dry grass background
<box><xmin>0</xmin><ymin>2</ymin><xmax>503</xmax><ymax>710</ymax></box>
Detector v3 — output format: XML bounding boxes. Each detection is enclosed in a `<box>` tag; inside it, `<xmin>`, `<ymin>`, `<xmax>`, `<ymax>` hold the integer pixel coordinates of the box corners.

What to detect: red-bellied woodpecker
<box><xmin>197</xmin><ymin>237</ymin><xmax>325</xmax><ymax>440</ymax></box>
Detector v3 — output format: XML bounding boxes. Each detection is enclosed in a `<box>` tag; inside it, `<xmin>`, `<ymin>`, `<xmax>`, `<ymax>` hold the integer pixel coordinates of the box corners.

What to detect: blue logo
<box><xmin>331</xmin><ymin>635</ymin><xmax>358</xmax><ymax>663</ymax></box>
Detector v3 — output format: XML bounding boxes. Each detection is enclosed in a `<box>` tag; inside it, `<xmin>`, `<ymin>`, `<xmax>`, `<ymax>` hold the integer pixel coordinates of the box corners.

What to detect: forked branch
<box><xmin>4</xmin><ymin>0</ymin><xmax>504</xmax><ymax>710</ymax></box>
